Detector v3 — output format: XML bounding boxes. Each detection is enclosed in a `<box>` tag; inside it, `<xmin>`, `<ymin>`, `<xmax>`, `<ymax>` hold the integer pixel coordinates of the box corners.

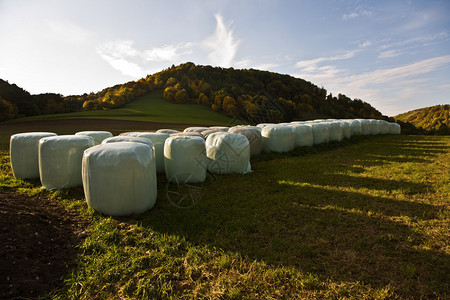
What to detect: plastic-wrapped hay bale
<box><xmin>261</xmin><ymin>125</ymin><xmax>295</xmax><ymax>153</ymax></box>
<box><xmin>127</xmin><ymin>132</ymin><xmax>169</xmax><ymax>174</ymax></box>
<box><xmin>164</xmin><ymin>136</ymin><xmax>208</xmax><ymax>183</ymax></box>
<box><xmin>338</xmin><ymin>121</ymin><xmax>352</xmax><ymax>139</ymax></box>
<box><xmin>357</xmin><ymin>119</ymin><xmax>371</xmax><ymax>135</ymax></box>
<box><xmin>388</xmin><ymin>122</ymin><xmax>401</xmax><ymax>134</ymax></box>
<box><xmin>209</xmin><ymin>126</ymin><xmax>230</xmax><ymax>132</ymax></box>
<box><xmin>201</xmin><ymin>129</ymin><xmax>227</xmax><ymax>139</ymax></box>
<box><xmin>368</xmin><ymin>119</ymin><xmax>380</xmax><ymax>135</ymax></box>
<box><xmin>288</xmin><ymin>123</ymin><xmax>314</xmax><ymax>147</ymax></box>
<box><xmin>102</xmin><ymin>136</ymin><xmax>155</xmax><ymax>150</ymax></box>
<box><xmin>228</xmin><ymin>126</ymin><xmax>263</xmax><ymax>155</ymax></box>
<box><xmin>206</xmin><ymin>132</ymin><xmax>251</xmax><ymax>174</ymax></box>
<box><xmin>256</xmin><ymin>123</ymin><xmax>276</xmax><ymax>132</ymax></box>
<box><xmin>82</xmin><ymin>142</ymin><xmax>157</xmax><ymax>216</ymax></box>
<box><xmin>345</xmin><ymin>119</ymin><xmax>362</xmax><ymax>136</ymax></box>
<box><xmin>183</xmin><ymin>126</ymin><xmax>210</xmax><ymax>133</ymax></box>
<box><xmin>10</xmin><ymin>132</ymin><xmax>57</xmax><ymax>179</ymax></box>
<box><xmin>322</xmin><ymin>122</ymin><xmax>343</xmax><ymax>142</ymax></box>
<box><xmin>75</xmin><ymin>131</ymin><xmax>113</xmax><ymax>145</ymax></box>
<box><xmin>307</xmin><ymin>123</ymin><xmax>329</xmax><ymax>145</ymax></box>
<box><xmin>170</xmin><ymin>132</ymin><xmax>204</xmax><ymax>138</ymax></box>
<box><xmin>156</xmin><ymin>129</ymin><xmax>180</xmax><ymax>134</ymax></box>
<box><xmin>378</xmin><ymin>120</ymin><xmax>389</xmax><ymax>134</ymax></box>
<box><xmin>39</xmin><ymin>135</ymin><xmax>94</xmax><ymax>190</ymax></box>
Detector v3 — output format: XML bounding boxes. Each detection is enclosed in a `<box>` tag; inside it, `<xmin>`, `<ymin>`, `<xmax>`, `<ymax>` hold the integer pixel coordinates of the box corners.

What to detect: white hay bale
<box><xmin>378</xmin><ymin>120</ymin><xmax>389</xmax><ymax>134</ymax></box>
<box><xmin>183</xmin><ymin>126</ymin><xmax>210</xmax><ymax>133</ymax></box>
<box><xmin>9</xmin><ymin>132</ymin><xmax>57</xmax><ymax>179</ymax></box>
<box><xmin>102</xmin><ymin>136</ymin><xmax>155</xmax><ymax>150</ymax></box>
<box><xmin>357</xmin><ymin>119</ymin><xmax>371</xmax><ymax>135</ymax></box>
<box><xmin>209</xmin><ymin>126</ymin><xmax>230</xmax><ymax>132</ymax></box>
<box><xmin>82</xmin><ymin>142</ymin><xmax>157</xmax><ymax>216</ymax></box>
<box><xmin>75</xmin><ymin>131</ymin><xmax>113</xmax><ymax>145</ymax></box>
<box><xmin>261</xmin><ymin>125</ymin><xmax>295</xmax><ymax>153</ymax></box>
<box><xmin>156</xmin><ymin>129</ymin><xmax>180</xmax><ymax>134</ymax></box>
<box><xmin>170</xmin><ymin>132</ymin><xmax>204</xmax><ymax>138</ymax></box>
<box><xmin>201</xmin><ymin>129</ymin><xmax>228</xmax><ymax>139</ymax></box>
<box><xmin>288</xmin><ymin>123</ymin><xmax>314</xmax><ymax>147</ymax></box>
<box><xmin>388</xmin><ymin>122</ymin><xmax>401</xmax><ymax>134</ymax></box>
<box><xmin>127</xmin><ymin>132</ymin><xmax>169</xmax><ymax>174</ymax></box>
<box><xmin>338</xmin><ymin>121</ymin><xmax>351</xmax><ymax>139</ymax></box>
<box><xmin>206</xmin><ymin>132</ymin><xmax>251</xmax><ymax>174</ymax></box>
<box><xmin>228</xmin><ymin>126</ymin><xmax>263</xmax><ymax>155</ymax></box>
<box><xmin>345</xmin><ymin>119</ymin><xmax>362</xmax><ymax>136</ymax></box>
<box><xmin>164</xmin><ymin>136</ymin><xmax>208</xmax><ymax>183</ymax></box>
<box><xmin>256</xmin><ymin>123</ymin><xmax>276</xmax><ymax>132</ymax></box>
<box><xmin>39</xmin><ymin>135</ymin><xmax>94</xmax><ymax>190</ymax></box>
<box><xmin>307</xmin><ymin>123</ymin><xmax>330</xmax><ymax>145</ymax></box>
<box><xmin>368</xmin><ymin>119</ymin><xmax>380</xmax><ymax>135</ymax></box>
<box><xmin>322</xmin><ymin>122</ymin><xmax>343</xmax><ymax>142</ymax></box>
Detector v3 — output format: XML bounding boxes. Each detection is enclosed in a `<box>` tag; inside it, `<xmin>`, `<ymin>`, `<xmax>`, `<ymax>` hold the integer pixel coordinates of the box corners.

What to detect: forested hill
<box><xmin>395</xmin><ymin>105</ymin><xmax>449</xmax><ymax>135</ymax></box>
<box><xmin>1</xmin><ymin>62</ymin><xmax>387</xmax><ymax>123</ymax></box>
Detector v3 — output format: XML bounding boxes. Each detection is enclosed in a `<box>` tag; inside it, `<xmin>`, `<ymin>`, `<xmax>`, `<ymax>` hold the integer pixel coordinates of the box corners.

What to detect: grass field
<box><xmin>5</xmin><ymin>91</ymin><xmax>236</xmax><ymax>126</ymax></box>
<box><xmin>1</xmin><ymin>130</ymin><xmax>449</xmax><ymax>298</ymax></box>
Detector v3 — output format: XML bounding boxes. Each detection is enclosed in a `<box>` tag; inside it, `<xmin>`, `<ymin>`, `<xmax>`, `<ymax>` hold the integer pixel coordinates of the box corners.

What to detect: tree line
<box><xmin>1</xmin><ymin>62</ymin><xmax>389</xmax><ymax>124</ymax></box>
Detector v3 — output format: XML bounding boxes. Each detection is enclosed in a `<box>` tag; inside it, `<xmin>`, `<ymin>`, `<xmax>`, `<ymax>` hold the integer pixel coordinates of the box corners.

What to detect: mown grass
<box><xmin>5</xmin><ymin>91</ymin><xmax>236</xmax><ymax>126</ymax></box>
<box><xmin>1</xmin><ymin>134</ymin><xmax>449</xmax><ymax>299</ymax></box>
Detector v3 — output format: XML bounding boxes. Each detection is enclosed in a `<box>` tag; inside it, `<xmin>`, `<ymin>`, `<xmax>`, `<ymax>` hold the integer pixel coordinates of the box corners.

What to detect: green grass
<box><xmin>1</xmin><ymin>134</ymin><xmax>449</xmax><ymax>299</ymax></box>
<box><xmin>6</xmin><ymin>91</ymin><xmax>237</xmax><ymax>126</ymax></box>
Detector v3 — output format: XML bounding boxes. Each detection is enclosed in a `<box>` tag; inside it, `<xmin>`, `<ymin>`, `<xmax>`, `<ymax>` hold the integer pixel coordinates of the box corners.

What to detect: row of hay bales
<box><xmin>9</xmin><ymin>119</ymin><xmax>400</xmax><ymax>216</ymax></box>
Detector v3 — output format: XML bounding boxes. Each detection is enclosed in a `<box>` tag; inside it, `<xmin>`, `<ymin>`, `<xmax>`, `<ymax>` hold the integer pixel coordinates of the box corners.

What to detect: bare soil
<box><xmin>0</xmin><ymin>190</ymin><xmax>90</xmax><ymax>299</ymax></box>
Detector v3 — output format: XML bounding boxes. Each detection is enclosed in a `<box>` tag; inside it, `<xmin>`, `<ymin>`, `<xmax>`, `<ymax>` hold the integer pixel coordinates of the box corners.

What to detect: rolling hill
<box><xmin>1</xmin><ymin>63</ymin><xmax>388</xmax><ymax>124</ymax></box>
<box><xmin>395</xmin><ymin>104</ymin><xmax>449</xmax><ymax>135</ymax></box>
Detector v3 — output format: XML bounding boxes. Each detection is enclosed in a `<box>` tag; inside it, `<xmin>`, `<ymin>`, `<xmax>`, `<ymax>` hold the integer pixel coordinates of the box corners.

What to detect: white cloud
<box><xmin>203</xmin><ymin>14</ymin><xmax>240</xmax><ymax>67</ymax></box>
<box><xmin>144</xmin><ymin>43</ymin><xmax>193</xmax><ymax>62</ymax></box>
<box><xmin>96</xmin><ymin>40</ymin><xmax>195</xmax><ymax>77</ymax></box>
<box><xmin>342</xmin><ymin>9</ymin><xmax>372</xmax><ymax>21</ymax></box>
<box><xmin>294</xmin><ymin>55</ymin><xmax>450</xmax><ymax>115</ymax></box>
<box><xmin>252</xmin><ymin>63</ymin><xmax>279</xmax><ymax>70</ymax></box>
<box><xmin>295</xmin><ymin>49</ymin><xmax>359</xmax><ymax>69</ymax></box>
<box><xmin>378</xmin><ymin>49</ymin><xmax>402</xmax><ymax>59</ymax></box>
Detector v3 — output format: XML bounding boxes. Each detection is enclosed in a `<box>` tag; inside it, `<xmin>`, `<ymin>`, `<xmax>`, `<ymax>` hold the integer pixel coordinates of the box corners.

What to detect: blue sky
<box><xmin>0</xmin><ymin>0</ymin><xmax>449</xmax><ymax>116</ymax></box>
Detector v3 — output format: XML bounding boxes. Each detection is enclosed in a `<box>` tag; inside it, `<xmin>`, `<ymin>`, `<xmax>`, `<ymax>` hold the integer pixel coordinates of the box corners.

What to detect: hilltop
<box><xmin>1</xmin><ymin>62</ymin><xmax>386</xmax><ymax>123</ymax></box>
<box><xmin>395</xmin><ymin>105</ymin><xmax>449</xmax><ymax>135</ymax></box>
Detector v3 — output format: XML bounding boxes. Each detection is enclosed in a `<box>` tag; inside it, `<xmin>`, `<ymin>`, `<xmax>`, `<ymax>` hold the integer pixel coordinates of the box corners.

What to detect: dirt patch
<box><xmin>0</xmin><ymin>190</ymin><xmax>90</xmax><ymax>299</ymax></box>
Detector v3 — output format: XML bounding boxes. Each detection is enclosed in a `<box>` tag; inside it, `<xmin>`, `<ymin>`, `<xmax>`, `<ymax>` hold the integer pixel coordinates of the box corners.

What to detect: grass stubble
<box><xmin>0</xmin><ymin>134</ymin><xmax>448</xmax><ymax>299</ymax></box>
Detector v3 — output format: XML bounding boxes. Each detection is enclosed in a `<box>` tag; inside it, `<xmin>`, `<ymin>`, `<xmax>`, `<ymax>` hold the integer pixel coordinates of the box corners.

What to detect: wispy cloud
<box><xmin>203</xmin><ymin>14</ymin><xmax>240</xmax><ymax>67</ymax></box>
<box><xmin>294</xmin><ymin>55</ymin><xmax>450</xmax><ymax>115</ymax></box>
<box><xmin>96</xmin><ymin>40</ymin><xmax>195</xmax><ymax>77</ymax></box>
<box><xmin>295</xmin><ymin>49</ymin><xmax>359</xmax><ymax>70</ymax></box>
<box><xmin>342</xmin><ymin>8</ymin><xmax>372</xmax><ymax>21</ymax></box>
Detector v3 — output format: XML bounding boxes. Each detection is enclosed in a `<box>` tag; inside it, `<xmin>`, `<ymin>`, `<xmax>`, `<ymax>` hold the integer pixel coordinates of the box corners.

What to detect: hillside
<box><xmin>1</xmin><ymin>63</ymin><xmax>387</xmax><ymax>124</ymax></box>
<box><xmin>395</xmin><ymin>105</ymin><xmax>449</xmax><ymax>135</ymax></box>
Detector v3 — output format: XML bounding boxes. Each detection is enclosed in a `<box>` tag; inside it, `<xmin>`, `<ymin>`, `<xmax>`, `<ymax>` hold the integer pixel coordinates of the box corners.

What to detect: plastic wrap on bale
<box><xmin>228</xmin><ymin>126</ymin><xmax>263</xmax><ymax>155</ymax></box>
<box><xmin>39</xmin><ymin>135</ymin><xmax>94</xmax><ymax>190</ymax></box>
<box><xmin>127</xmin><ymin>132</ymin><xmax>169</xmax><ymax>174</ymax></box>
<box><xmin>102</xmin><ymin>136</ymin><xmax>155</xmax><ymax>151</ymax></box>
<box><xmin>82</xmin><ymin>142</ymin><xmax>157</xmax><ymax>216</ymax></box>
<box><xmin>183</xmin><ymin>127</ymin><xmax>210</xmax><ymax>133</ymax></box>
<box><xmin>206</xmin><ymin>132</ymin><xmax>251</xmax><ymax>174</ymax></box>
<box><xmin>288</xmin><ymin>123</ymin><xmax>314</xmax><ymax>147</ymax></box>
<box><xmin>156</xmin><ymin>129</ymin><xmax>180</xmax><ymax>134</ymax></box>
<box><xmin>10</xmin><ymin>132</ymin><xmax>57</xmax><ymax>179</ymax></box>
<box><xmin>75</xmin><ymin>131</ymin><xmax>113</xmax><ymax>145</ymax></box>
<box><xmin>261</xmin><ymin>125</ymin><xmax>295</xmax><ymax>153</ymax></box>
<box><xmin>388</xmin><ymin>122</ymin><xmax>401</xmax><ymax>134</ymax></box>
<box><xmin>164</xmin><ymin>136</ymin><xmax>208</xmax><ymax>183</ymax></box>
<box><xmin>307</xmin><ymin>123</ymin><xmax>330</xmax><ymax>145</ymax></box>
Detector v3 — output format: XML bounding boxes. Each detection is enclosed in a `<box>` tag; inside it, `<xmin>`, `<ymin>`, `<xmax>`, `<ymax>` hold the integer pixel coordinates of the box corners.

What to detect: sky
<box><xmin>0</xmin><ymin>0</ymin><xmax>449</xmax><ymax>116</ymax></box>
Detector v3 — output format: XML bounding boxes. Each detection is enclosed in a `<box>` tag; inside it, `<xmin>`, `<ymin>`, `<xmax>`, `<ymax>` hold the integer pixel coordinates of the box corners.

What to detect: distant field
<box><xmin>1</xmin><ymin>134</ymin><xmax>449</xmax><ymax>299</ymax></box>
<box><xmin>6</xmin><ymin>91</ymin><xmax>237</xmax><ymax>126</ymax></box>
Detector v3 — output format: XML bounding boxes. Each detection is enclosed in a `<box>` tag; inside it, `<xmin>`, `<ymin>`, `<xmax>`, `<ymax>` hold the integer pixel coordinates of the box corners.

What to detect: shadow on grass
<box><xmin>117</xmin><ymin>135</ymin><xmax>449</xmax><ymax>297</ymax></box>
